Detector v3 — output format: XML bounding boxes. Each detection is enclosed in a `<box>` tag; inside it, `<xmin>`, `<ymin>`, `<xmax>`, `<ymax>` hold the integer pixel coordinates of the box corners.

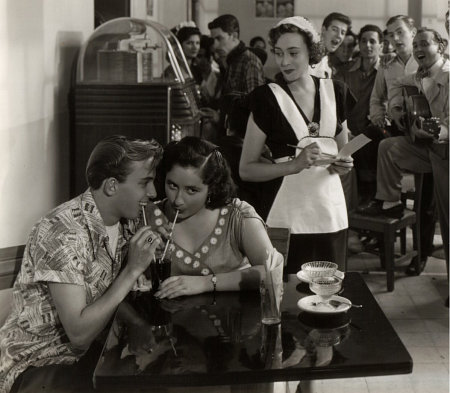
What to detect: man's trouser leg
<box><xmin>375</xmin><ymin>136</ymin><xmax>432</xmax><ymax>202</ymax></box>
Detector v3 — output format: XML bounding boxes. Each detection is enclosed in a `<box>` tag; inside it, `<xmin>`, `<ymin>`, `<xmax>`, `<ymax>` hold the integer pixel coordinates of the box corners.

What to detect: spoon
<box><xmin>312</xmin><ymin>300</ymin><xmax>362</xmax><ymax>308</ymax></box>
<box><xmin>329</xmin><ymin>300</ymin><xmax>362</xmax><ymax>308</ymax></box>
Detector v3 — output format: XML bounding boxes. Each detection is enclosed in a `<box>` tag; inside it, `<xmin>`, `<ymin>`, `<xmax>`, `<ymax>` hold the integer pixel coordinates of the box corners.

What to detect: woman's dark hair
<box><xmin>176</xmin><ymin>26</ymin><xmax>201</xmax><ymax>44</ymax></box>
<box><xmin>86</xmin><ymin>135</ymin><xmax>163</xmax><ymax>190</ymax></box>
<box><xmin>269</xmin><ymin>23</ymin><xmax>324</xmax><ymax>65</ymax></box>
<box><xmin>161</xmin><ymin>137</ymin><xmax>236</xmax><ymax>209</ymax></box>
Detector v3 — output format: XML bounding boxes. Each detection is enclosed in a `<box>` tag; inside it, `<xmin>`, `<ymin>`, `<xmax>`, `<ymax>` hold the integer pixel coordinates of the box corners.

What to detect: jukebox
<box><xmin>70</xmin><ymin>17</ymin><xmax>202</xmax><ymax>196</ymax></box>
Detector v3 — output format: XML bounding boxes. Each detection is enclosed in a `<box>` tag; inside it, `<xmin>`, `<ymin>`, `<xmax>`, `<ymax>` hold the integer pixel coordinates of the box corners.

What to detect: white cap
<box><xmin>275</xmin><ymin>16</ymin><xmax>320</xmax><ymax>43</ymax></box>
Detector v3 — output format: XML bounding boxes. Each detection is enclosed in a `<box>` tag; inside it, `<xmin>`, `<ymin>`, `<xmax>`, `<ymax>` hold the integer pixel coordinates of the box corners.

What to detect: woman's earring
<box><xmin>207</xmin><ymin>194</ymin><xmax>211</xmax><ymax>205</ymax></box>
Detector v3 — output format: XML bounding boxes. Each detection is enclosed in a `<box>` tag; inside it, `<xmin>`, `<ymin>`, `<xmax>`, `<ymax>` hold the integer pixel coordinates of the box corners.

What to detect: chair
<box><xmin>348</xmin><ymin>174</ymin><xmax>423</xmax><ymax>291</ymax></box>
<box><xmin>267</xmin><ymin>227</ymin><xmax>291</xmax><ymax>268</ymax></box>
<box><xmin>0</xmin><ymin>288</ymin><xmax>13</xmax><ymax>327</ymax></box>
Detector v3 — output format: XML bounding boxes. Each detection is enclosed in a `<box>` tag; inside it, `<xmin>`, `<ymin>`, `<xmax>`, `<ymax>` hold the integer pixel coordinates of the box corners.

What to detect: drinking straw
<box><xmin>140</xmin><ymin>203</ymin><xmax>148</xmax><ymax>226</ymax></box>
<box><xmin>160</xmin><ymin>209</ymin><xmax>179</xmax><ymax>261</ymax></box>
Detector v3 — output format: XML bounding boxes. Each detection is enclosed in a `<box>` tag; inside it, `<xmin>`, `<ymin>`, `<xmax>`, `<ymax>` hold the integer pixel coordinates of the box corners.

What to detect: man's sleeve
<box><xmin>245</xmin><ymin>57</ymin><xmax>265</xmax><ymax>94</ymax></box>
<box><xmin>34</xmin><ymin>231</ymin><xmax>85</xmax><ymax>285</ymax></box>
<box><xmin>369</xmin><ymin>67</ymin><xmax>388</xmax><ymax>121</ymax></box>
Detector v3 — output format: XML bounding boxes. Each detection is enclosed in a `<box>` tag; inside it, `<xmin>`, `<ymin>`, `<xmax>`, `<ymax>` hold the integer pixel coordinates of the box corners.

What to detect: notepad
<box><xmin>314</xmin><ymin>134</ymin><xmax>372</xmax><ymax>166</ymax></box>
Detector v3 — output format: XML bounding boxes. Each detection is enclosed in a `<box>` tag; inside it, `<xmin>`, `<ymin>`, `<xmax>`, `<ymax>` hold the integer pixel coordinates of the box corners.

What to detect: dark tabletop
<box><xmin>93</xmin><ymin>272</ymin><xmax>412</xmax><ymax>390</ymax></box>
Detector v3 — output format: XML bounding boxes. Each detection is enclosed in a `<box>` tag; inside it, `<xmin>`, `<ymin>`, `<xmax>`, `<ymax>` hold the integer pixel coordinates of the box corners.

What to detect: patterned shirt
<box><xmin>221</xmin><ymin>41</ymin><xmax>265</xmax><ymax>136</ymax></box>
<box><xmin>223</xmin><ymin>41</ymin><xmax>265</xmax><ymax>96</ymax></box>
<box><xmin>0</xmin><ymin>190</ymin><xmax>134</xmax><ymax>393</ymax></box>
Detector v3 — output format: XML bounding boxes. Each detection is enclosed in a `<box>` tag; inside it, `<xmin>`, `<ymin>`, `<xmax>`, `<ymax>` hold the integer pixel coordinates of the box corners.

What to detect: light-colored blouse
<box><xmin>145</xmin><ymin>198</ymin><xmax>265</xmax><ymax>276</ymax></box>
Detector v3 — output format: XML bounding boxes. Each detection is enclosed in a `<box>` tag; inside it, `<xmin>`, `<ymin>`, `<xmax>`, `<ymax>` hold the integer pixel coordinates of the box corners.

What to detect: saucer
<box><xmin>297</xmin><ymin>295</ymin><xmax>352</xmax><ymax>314</ymax></box>
<box><xmin>296</xmin><ymin>270</ymin><xmax>345</xmax><ymax>283</ymax></box>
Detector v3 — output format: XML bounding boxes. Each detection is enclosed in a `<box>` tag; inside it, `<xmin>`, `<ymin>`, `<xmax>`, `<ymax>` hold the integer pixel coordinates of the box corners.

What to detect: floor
<box><xmin>288</xmin><ymin>230</ymin><xmax>449</xmax><ymax>393</ymax></box>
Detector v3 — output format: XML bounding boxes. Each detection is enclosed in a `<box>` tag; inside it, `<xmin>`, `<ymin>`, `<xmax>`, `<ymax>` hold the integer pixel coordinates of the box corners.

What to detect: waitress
<box><xmin>239</xmin><ymin>16</ymin><xmax>353</xmax><ymax>273</ymax></box>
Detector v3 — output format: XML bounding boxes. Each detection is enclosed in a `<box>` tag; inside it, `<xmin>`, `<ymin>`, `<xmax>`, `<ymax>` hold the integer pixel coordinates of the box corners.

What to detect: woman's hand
<box><xmin>327</xmin><ymin>156</ymin><xmax>354</xmax><ymax>175</ymax></box>
<box><xmin>291</xmin><ymin>142</ymin><xmax>321</xmax><ymax>172</ymax></box>
<box><xmin>154</xmin><ymin>275</ymin><xmax>211</xmax><ymax>299</ymax></box>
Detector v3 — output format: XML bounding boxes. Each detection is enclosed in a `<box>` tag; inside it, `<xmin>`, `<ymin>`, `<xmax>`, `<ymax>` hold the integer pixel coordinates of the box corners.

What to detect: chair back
<box><xmin>267</xmin><ymin>227</ymin><xmax>291</xmax><ymax>267</ymax></box>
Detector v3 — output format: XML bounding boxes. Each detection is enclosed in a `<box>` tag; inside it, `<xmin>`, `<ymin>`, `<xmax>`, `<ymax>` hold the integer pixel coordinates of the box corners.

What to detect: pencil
<box><xmin>286</xmin><ymin>144</ymin><xmax>337</xmax><ymax>158</ymax></box>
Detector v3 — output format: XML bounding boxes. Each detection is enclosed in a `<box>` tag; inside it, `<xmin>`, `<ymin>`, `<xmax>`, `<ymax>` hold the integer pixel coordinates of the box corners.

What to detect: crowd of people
<box><xmin>0</xmin><ymin>8</ymin><xmax>448</xmax><ymax>393</ymax></box>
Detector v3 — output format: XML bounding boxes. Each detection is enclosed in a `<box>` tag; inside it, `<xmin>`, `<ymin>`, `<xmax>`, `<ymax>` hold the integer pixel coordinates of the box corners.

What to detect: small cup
<box><xmin>301</xmin><ymin>261</ymin><xmax>338</xmax><ymax>279</ymax></box>
<box><xmin>309</xmin><ymin>276</ymin><xmax>342</xmax><ymax>302</ymax></box>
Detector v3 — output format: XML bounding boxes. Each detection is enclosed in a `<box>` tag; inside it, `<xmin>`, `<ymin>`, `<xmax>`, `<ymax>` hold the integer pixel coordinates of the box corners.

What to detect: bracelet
<box><xmin>211</xmin><ymin>274</ymin><xmax>217</xmax><ymax>305</ymax></box>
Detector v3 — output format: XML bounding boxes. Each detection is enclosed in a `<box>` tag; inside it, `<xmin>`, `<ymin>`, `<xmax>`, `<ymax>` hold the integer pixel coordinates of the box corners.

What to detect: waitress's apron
<box><xmin>266</xmin><ymin>80</ymin><xmax>347</xmax><ymax>234</ymax></box>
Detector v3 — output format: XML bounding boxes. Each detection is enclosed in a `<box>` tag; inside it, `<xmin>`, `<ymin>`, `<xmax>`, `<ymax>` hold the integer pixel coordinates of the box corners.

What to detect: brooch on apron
<box><xmin>307</xmin><ymin>122</ymin><xmax>320</xmax><ymax>136</ymax></box>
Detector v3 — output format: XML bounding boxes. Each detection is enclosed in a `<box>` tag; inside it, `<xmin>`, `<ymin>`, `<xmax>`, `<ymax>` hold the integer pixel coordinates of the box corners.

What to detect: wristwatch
<box><xmin>211</xmin><ymin>274</ymin><xmax>217</xmax><ymax>293</ymax></box>
<box><xmin>211</xmin><ymin>274</ymin><xmax>217</xmax><ymax>305</ymax></box>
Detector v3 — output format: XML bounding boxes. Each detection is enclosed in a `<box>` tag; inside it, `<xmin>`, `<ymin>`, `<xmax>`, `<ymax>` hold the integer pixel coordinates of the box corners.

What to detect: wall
<box><xmin>0</xmin><ymin>0</ymin><xmax>94</xmax><ymax>247</ymax></box>
<box><xmin>131</xmin><ymin>0</ymin><xmax>190</xmax><ymax>30</ymax></box>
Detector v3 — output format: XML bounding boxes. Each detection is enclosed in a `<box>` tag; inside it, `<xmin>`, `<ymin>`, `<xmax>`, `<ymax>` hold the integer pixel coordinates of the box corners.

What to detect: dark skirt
<box><xmin>286</xmin><ymin>229</ymin><xmax>348</xmax><ymax>274</ymax></box>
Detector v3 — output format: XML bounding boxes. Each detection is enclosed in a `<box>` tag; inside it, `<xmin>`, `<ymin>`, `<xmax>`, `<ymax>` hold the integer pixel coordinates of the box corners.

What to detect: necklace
<box><xmin>307</xmin><ymin>122</ymin><xmax>320</xmax><ymax>136</ymax></box>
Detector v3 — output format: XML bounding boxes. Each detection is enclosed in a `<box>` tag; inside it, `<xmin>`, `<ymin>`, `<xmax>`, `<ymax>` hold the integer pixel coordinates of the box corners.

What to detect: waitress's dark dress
<box><xmin>248</xmin><ymin>76</ymin><xmax>352</xmax><ymax>273</ymax></box>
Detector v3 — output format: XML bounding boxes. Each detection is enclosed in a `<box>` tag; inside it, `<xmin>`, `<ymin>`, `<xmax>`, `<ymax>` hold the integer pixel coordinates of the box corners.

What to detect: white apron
<box><xmin>266</xmin><ymin>80</ymin><xmax>348</xmax><ymax>234</ymax></box>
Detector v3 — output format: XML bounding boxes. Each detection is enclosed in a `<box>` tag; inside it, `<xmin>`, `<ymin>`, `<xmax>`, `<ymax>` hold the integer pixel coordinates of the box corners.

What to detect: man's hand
<box><xmin>411</xmin><ymin>117</ymin><xmax>435</xmax><ymax>140</ymax></box>
<box><xmin>370</xmin><ymin>114</ymin><xmax>386</xmax><ymax>128</ymax></box>
<box><xmin>127</xmin><ymin>226</ymin><xmax>162</xmax><ymax>275</ymax></box>
<box><xmin>391</xmin><ymin>107</ymin><xmax>406</xmax><ymax>131</ymax></box>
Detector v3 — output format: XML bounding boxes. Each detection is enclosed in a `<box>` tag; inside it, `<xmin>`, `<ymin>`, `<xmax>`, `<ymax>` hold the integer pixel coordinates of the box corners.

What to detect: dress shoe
<box><xmin>357</xmin><ymin>200</ymin><xmax>404</xmax><ymax>219</ymax></box>
<box><xmin>405</xmin><ymin>257</ymin><xmax>426</xmax><ymax>276</ymax></box>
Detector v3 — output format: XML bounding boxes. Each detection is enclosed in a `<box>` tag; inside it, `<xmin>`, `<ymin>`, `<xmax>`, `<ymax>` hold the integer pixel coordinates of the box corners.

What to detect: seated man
<box><xmin>0</xmin><ymin>135</ymin><xmax>164</xmax><ymax>392</ymax></box>
<box><xmin>358</xmin><ymin>28</ymin><xmax>449</xmax><ymax>274</ymax></box>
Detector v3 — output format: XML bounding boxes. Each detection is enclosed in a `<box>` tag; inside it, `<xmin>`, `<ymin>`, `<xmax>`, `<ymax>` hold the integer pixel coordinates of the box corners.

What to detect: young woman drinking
<box><xmin>143</xmin><ymin>136</ymin><xmax>274</xmax><ymax>299</ymax></box>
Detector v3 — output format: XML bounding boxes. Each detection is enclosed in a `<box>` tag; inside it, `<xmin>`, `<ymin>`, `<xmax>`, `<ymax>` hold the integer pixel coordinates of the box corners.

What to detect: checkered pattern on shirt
<box><xmin>223</xmin><ymin>43</ymin><xmax>265</xmax><ymax>96</ymax></box>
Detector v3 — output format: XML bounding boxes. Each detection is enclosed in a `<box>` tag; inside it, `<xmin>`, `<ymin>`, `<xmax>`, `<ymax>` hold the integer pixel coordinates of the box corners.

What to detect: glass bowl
<box><xmin>309</xmin><ymin>276</ymin><xmax>343</xmax><ymax>301</ymax></box>
<box><xmin>301</xmin><ymin>261</ymin><xmax>338</xmax><ymax>279</ymax></box>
